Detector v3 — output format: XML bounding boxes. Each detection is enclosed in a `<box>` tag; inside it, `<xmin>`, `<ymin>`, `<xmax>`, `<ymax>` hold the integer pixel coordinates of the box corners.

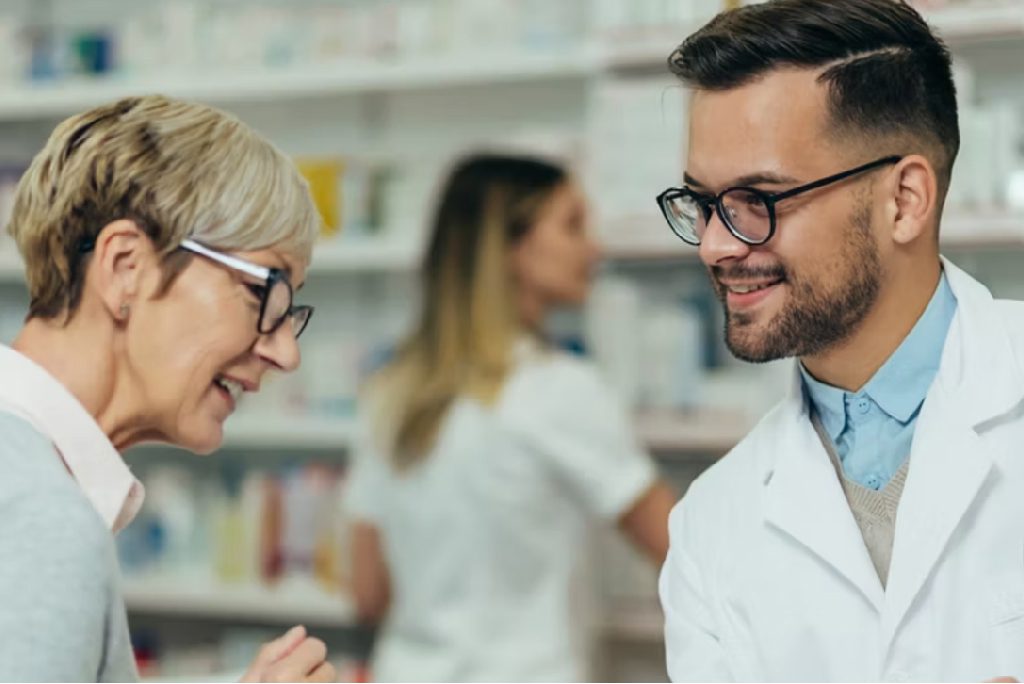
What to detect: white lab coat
<box><xmin>348</xmin><ymin>341</ymin><xmax>658</xmax><ymax>682</ymax></box>
<box><xmin>660</xmin><ymin>259</ymin><xmax>1024</xmax><ymax>682</ymax></box>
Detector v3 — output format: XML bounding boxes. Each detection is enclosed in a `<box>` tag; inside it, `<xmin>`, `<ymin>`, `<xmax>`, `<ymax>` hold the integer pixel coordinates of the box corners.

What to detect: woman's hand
<box><xmin>239</xmin><ymin>625</ymin><xmax>336</xmax><ymax>682</ymax></box>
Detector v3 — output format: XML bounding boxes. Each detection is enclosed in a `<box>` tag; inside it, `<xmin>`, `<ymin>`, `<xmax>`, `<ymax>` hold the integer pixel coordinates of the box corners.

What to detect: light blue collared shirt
<box><xmin>800</xmin><ymin>273</ymin><xmax>957</xmax><ymax>490</ymax></box>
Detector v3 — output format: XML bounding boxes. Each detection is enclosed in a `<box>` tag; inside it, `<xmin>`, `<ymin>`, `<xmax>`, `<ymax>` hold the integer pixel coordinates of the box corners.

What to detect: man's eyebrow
<box><xmin>683</xmin><ymin>170</ymin><xmax>800</xmax><ymax>190</ymax></box>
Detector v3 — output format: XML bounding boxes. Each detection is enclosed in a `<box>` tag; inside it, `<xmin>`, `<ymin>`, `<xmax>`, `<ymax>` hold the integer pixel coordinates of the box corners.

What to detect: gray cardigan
<box><xmin>0</xmin><ymin>411</ymin><xmax>137</xmax><ymax>682</ymax></box>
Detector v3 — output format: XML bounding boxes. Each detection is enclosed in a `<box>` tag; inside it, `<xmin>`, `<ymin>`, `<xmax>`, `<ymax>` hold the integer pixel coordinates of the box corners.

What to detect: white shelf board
<box><xmin>0</xmin><ymin>50</ymin><xmax>598</xmax><ymax>121</ymax></box>
<box><xmin>0</xmin><ymin>249</ymin><xmax>23</xmax><ymax>282</ymax></box>
<box><xmin>310</xmin><ymin>238</ymin><xmax>421</xmax><ymax>273</ymax></box>
<box><xmin>219</xmin><ymin>415</ymin><xmax>355</xmax><ymax>450</ymax></box>
<box><xmin>940</xmin><ymin>212</ymin><xmax>1024</xmax><ymax>249</ymax></box>
<box><xmin>0</xmin><ymin>5</ymin><xmax>1017</xmax><ymax>122</ymax></box>
<box><xmin>635</xmin><ymin>409</ymin><xmax>752</xmax><ymax>453</ymax></box>
<box><xmin>219</xmin><ymin>411</ymin><xmax>748</xmax><ymax>453</ymax></box>
<box><xmin>0</xmin><ymin>238</ymin><xmax>420</xmax><ymax>285</ymax></box>
<box><xmin>597</xmin><ymin>24</ymin><xmax>704</xmax><ymax>71</ymax></box>
<box><xmin>599</xmin><ymin>213</ymin><xmax>1024</xmax><ymax>261</ymax></box>
<box><xmin>603</xmin><ymin>606</ymin><xmax>664</xmax><ymax>642</ymax></box>
<box><xmin>596</xmin><ymin>4</ymin><xmax>1024</xmax><ymax>73</ymax></box>
<box><xmin>925</xmin><ymin>3</ymin><xmax>1024</xmax><ymax>44</ymax></box>
<box><xmin>600</xmin><ymin>216</ymin><xmax>698</xmax><ymax>261</ymax></box>
<box><xmin>178</xmin><ymin>410</ymin><xmax>746</xmax><ymax>453</ymax></box>
<box><xmin>123</xmin><ymin>576</ymin><xmax>356</xmax><ymax>627</ymax></box>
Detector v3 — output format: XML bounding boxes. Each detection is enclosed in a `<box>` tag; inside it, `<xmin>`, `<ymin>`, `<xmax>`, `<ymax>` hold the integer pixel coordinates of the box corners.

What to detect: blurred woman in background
<box><xmin>347</xmin><ymin>153</ymin><xmax>675</xmax><ymax>682</ymax></box>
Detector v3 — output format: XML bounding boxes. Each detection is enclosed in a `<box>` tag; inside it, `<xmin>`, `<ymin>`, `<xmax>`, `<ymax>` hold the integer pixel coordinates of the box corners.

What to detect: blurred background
<box><xmin>0</xmin><ymin>0</ymin><xmax>1022</xmax><ymax>680</ymax></box>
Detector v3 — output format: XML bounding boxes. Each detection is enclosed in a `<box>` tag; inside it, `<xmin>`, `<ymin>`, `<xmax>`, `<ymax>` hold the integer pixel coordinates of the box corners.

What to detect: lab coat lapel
<box><xmin>763</xmin><ymin>379</ymin><xmax>886</xmax><ymax>613</ymax></box>
<box><xmin>882</xmin><ymin>259</ymin><xmax>1022</xmax><ymax>648</ymax></box>
<box><xmin>880</xmin><ymin>396</ymin><xmax>992</xmax><ymax>647</ymax></box>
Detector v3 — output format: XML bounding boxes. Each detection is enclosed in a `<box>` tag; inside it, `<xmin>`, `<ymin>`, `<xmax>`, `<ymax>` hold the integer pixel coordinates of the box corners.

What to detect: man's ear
<box><xmin>888</xmin><ymin>154</ymin><xmax>939</xmax><ymax>246</ymax></box>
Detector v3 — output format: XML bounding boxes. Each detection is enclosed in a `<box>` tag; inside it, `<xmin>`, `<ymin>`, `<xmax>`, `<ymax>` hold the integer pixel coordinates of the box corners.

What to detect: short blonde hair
<box><xmin>8</xmin><ymin>95</ymin><xmax>319</xmax><ymax>320</ymax></box>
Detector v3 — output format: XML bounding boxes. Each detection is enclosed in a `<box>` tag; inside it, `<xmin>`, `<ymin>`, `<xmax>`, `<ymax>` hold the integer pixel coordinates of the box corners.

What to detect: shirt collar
<box><xmin>863</xmin><ymin>272</ymin><xmax>957</xmax><ymax>422</ymax></box>
<box><xmin>800</xmin><ymin>272</ymin><xmax>957</xmax><ymax>435</ymax></box>
<box><xmin>799</xmin><ymin>365</ymin><xmax>847</xmax><ymax>440</ymax></box>
<box><xmin>0</xmin><ymin>345</ymin><xmax>143</xmax><ymax>532</ymax></box>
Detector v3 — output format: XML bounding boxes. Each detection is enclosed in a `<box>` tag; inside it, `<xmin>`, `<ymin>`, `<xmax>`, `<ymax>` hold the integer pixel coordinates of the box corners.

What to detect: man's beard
<box><xmin>714</xmin><ymin>203</ymin><xmax>881</xmax><ymax>363</ymax></box>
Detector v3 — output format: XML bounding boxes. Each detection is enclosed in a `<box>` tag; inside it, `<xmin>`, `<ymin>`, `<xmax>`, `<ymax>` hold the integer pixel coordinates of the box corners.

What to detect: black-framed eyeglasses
<box><xmin>656</xmin><ymin>155</ymin><xmax>902</xmax><ymax>246</ymax></box>
<box><xmin>180</xmin><ymin>239</ymin><xmax>314</xmax><ymax>339</ymax></box>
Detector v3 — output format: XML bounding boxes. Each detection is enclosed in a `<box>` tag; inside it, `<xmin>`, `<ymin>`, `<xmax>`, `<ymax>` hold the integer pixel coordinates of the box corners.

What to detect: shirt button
<box><xmin>866</xmin><ymin>474</ymin><xmax>882</xmax><ymax>490</ymax></box>
<box><xmin>856</xmin><ymin>399</ymin><xmax>871</xmax><ymax>415</ymax></box>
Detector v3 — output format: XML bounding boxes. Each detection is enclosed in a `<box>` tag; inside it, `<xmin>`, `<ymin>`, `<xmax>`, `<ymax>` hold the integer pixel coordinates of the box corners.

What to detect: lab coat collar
<box><xmin>765</xmin><ymin>257</ymin><xmax>1023</xmax><ymax>475</ymax></box>
<box><xmin>932</xmin><ymin>257</ymin><xmax>1024</xmax><ymax>427</ymax></box>
<box><xmin>760</xmin><ymin>258</ymin><xmax>1022</xmax><ymax>616</ymax></box>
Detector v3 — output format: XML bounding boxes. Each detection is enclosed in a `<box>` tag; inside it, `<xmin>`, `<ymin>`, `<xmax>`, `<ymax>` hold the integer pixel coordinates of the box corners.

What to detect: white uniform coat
<box><xmin>660</xmin><ymin>260</ymin><xmax>1024</xmax><ymax>682</ymax></box>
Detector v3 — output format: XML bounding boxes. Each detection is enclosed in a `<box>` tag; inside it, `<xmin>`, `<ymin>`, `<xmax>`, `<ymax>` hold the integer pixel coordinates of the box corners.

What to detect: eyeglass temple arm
<box><xmin>770</xmin><ymin>155</ymin><xmax>903</xmax><ymax>203</ymax></box>
<box><xmin>180</xmin><ymin>238</ymin><xmax>271</xmax><ymax>281</ymax></box>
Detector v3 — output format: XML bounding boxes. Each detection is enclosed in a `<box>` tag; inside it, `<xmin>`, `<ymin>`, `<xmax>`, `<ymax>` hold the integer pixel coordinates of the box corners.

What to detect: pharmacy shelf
<box><xmin>0</xmin><ymin>237</ymin><xmax>421</xmax><ymax>285</ymax></box>
<box><xmin>0</xmin><ymin>5</ymin><xmax>1017</xmax><ymax>123</ymax></box>
<box><xmin>594</xmin><ymin>3</ymin><xmax>1024</xmax><ymax>73</ymax></box>
<box><xmin>220</xmin><ymin>415</ymin><xmax>356</xmax><ymax>450</ymax></box>
<box><xmin>0</xmin><ymin>50</ymin><xmax>599</xmax><ymax>122</ymax></box>
<box><xmin>221</xmin><ymin>411</ymin><xmax>749</xmax><ymax>453</ymax></box>
<box><xmin>599</xmin><ymin>213</ymin><xmax>1024</xmax><ymax>261</ymax></box>
<box><xmin>635</xmin><ymin>409</ymin><xmax>752</xmax><ymax>454</ymax></box>
<box><xmin>310</xmin><ymin>238</ymin><xmax>421</xmax><ymax>273</ymax></box>
<box><xmin>215</xmin><ymin>410</ymin><xmax>752</xmax><ymax>454</ymax></box>
<box><xmin>0</xmin><ymin>249</ymin><xmax>23</xmax><ymax>282</ymax></box>
<box><xmin>598</xmin><ymin>24</ymin><xmax>705</xmax><ymax>71</ymax></box>
<box><xmin>604</xmin><ymin>605</ymin><xmax>664</xmax><ymax>642</ymax></box>
<box><xmin>941</xmin><ymin>212</ymin><xmax>1024</xmax><ymax>249</ymax></box>
<box><xmin>600</xmin><ymin>215</ymin><xmax>697</xmax><ymax>261</ymax></box>
<box><xmin>123</xmin><ymin>576</ymin><xmax>357</xmax><ymax>627</ymax></box>
<box><xmin>926</xmin><ymin>3</ymin><xmax>1024</xmax><ymax>44</ymax></box>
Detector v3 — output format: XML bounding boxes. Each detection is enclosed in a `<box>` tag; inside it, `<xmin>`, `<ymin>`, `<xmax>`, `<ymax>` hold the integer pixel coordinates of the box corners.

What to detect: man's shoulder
<box><xmin>678</xmin><ymin>401</ymin><xmax>791</xmax><ymax>526</ymax></box>
<box><xmin>994</xmin><ymin>297</ymin><xmax>1024</xmax><ymax>330</ymax></box>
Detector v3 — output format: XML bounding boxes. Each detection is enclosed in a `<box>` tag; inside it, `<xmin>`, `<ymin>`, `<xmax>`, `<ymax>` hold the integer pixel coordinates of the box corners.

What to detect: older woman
<box><xmin>0</xmin><ymin>95</ymin><xmax>333</xmax><ymax>682</ymax></box>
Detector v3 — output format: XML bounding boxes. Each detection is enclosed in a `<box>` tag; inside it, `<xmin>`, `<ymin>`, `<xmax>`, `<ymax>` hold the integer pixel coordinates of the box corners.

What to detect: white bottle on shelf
<box><xmin>638</xmin><ymin>303</ymin><xmax>703</xmax><ymax>411</ymax></box>
<box><xmin>586</xmin><ymin>276</ymin><xmax>642</xmax><ymax>407</ymax></box>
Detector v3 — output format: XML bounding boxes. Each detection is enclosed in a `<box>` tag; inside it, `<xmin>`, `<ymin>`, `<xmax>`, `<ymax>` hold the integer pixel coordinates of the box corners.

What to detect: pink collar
<box><xmin>0</xmin><ymin>345</ymin><xmax>143</xmax><ymax>532</ymax></box>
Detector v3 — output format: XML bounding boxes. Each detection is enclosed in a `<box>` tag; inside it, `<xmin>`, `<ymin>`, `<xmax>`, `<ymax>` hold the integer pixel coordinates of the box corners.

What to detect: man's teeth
<box><xmin>728</xmin><ymin>283</ymin><xmax>775</xmax><ymax>294</ymax></box>
<box><xmin>215</xmin><ymin>377</ymin><xmax>244</xmax><ymax>402</ymax></box>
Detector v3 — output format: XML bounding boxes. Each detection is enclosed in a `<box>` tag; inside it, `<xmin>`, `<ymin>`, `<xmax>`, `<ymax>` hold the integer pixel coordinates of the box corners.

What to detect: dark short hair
<box><xmin>669</xmin><ymin>0</ymin><xmax>959</xmax><ymax>187</ymax></box>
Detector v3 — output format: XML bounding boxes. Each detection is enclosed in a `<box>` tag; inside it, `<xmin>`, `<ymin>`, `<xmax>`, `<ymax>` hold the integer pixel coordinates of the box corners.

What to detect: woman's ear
<box><xmin>87</xmin><ymin>220</ymin><xmax>155</xmax><ymax>322</ymax></box>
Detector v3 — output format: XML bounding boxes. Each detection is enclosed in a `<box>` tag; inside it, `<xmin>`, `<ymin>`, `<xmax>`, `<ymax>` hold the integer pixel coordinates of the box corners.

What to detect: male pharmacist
<box><xmin>656</xmin><ymin>0</ymin><xmax>1024</xmax><ymax>680</ymax></box>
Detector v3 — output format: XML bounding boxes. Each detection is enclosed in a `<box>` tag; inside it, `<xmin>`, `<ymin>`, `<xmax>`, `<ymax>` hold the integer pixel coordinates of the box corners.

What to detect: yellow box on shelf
<box><xmin>295</xmin><ymin>157</ymin><xmax>344</xmax><ymax>239</ymax></box>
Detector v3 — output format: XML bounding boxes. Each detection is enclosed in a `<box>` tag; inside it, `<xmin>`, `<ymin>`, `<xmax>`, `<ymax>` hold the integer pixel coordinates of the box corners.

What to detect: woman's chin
<box><xmin>169</xmin><ymin>419</ymin><xmax>225</xmax><ymax>455</ymax></box>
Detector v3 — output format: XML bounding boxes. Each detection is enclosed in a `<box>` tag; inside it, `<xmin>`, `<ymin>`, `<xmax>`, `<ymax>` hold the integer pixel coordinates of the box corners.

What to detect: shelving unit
<box><xmin>588</xmin><ymin>3</ymin><xmax>1024</xmax><ymax>74</ymax></box>
<box><xmin>941</xmin><ymin>212</ymin><xmax>1024</xmax><ymax>249</ymax></box>
<box><xmin>0</xmin><ymin>237</ymin><xmax>422</xmax><ymax>283</ymax></box>
<box><xmin>603</xmin><ymin>604</ymin><xmax>665</xmax><ymax>643</ymax></box>
<box><xmin>0</xmin><ymin>2</ymin><xmax>1021</xmax><ymax>681</ymax></box>
<box><xmin>123</xmin><ymin>576</ymin><xmax>356</xmax><ymax>627</ymax></box>
<box><xmin>219</xmin><ymin>415</ymin><xmax>356</xmax><ymax>451</ymax></box>
<box><xmin>635</xmin><ymin>410</ymin><xmax>752</xmax><ymax>455</ymax></box>
<box><xmin>600</xmin><ymin>216</ymin><xmax>696</xmax><ymax>261</ymax></box>
<box><xmin>0</xmin><ymin>1</ymin><xmax>1006</xmax><ymax>122</ymax></box>
<box><xmin>0</xmin><ymin>50</ymin><xmax>600</xmax><ymax>122</ymax></box>
<box><xmin>0</xmin><ymin>249</ymin><xmax>22</xmax><ymax>282</ymax></box>
<box><xmin>310</xmin><ymin>238</ymin><xmax>422</xmax><ymax>273</ymax></box>
<box><xmin>926</xmin><ymin>3</ymin><xmax>1024</xmax><ymax>43</ymax></box>
<box><xmin>597</xmin><ymin>24</ymin><xmax>704</xmax><ymax>71</ymax></box>
<box><xmin>598</xmin><ymin>213</ymin><xmax>1024</xmax><ymax>262</ymax></box>
<box><xmin>3</xmin><ymin>214</ymin><xmax>1019</xmax><ymax>282</ymax></box>
<box><xmin>204</xmin><ymin>411</ymin><xmax>745</xmax><ymax>454</ymax></box>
